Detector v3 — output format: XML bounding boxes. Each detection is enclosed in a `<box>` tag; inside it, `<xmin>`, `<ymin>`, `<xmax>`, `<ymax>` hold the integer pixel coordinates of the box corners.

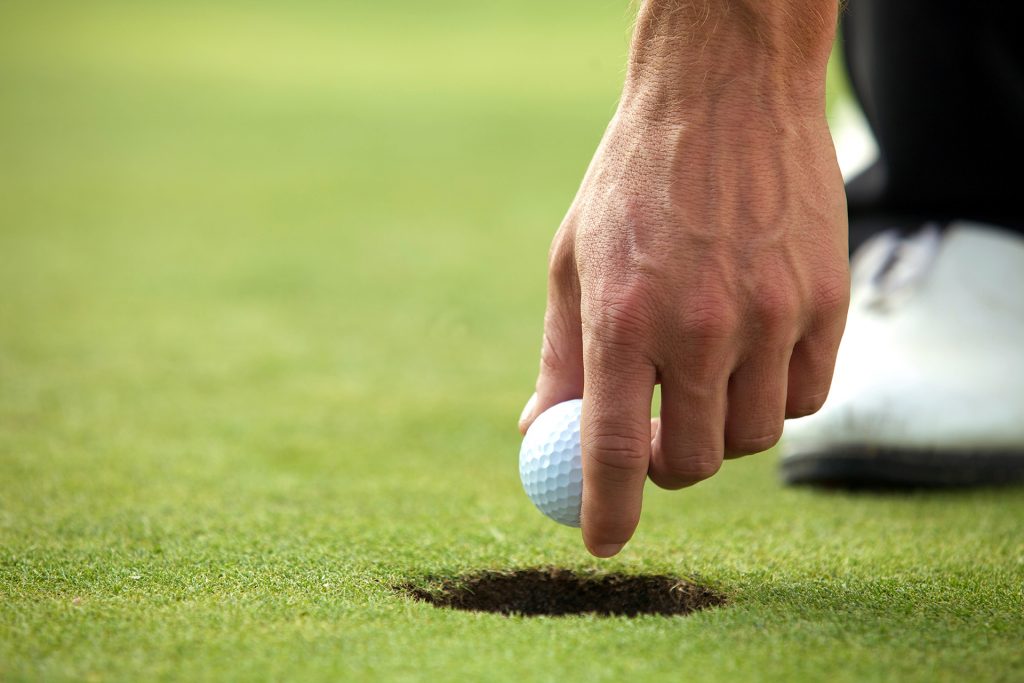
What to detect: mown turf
<box><xmin>1</xmin><ymin>1</ymin><xmax>1022</xmax><ymax>681</ymax></box>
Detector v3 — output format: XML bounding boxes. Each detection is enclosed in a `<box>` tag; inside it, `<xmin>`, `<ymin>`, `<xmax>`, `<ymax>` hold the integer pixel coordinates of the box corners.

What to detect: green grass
<box><xmin>1</xmin><ymin>1</ymin><xmax>1021</xmax><ymax>681</ymax></box>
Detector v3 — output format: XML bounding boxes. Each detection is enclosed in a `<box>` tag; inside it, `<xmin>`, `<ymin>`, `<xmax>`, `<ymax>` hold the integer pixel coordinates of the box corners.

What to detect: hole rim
<box><xmin>396</xmin><ymin>567</ymin><xmax>728</xmax><ymax>618</ymax></box>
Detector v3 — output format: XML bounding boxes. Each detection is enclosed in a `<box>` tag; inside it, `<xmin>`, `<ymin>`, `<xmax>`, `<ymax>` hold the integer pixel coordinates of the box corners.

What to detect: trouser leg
<box><xmin>841</xmin><ymin>0</ymin><xmax>1024</xmax><ymax>250</ymax></box>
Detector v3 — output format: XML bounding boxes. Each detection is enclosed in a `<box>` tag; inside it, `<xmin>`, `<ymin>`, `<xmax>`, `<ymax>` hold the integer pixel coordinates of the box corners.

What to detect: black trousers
<box><xmin>841</xmin><ymin>1</ymin><xmax>1024</xmax><ymax>251</ymax></box>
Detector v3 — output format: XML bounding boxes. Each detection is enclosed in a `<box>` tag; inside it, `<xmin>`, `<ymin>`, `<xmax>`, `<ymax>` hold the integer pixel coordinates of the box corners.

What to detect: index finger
<box><xmin>580</xmin><ymin>339</ymin><xmax>656</xmax><ymax>557</ymax></box>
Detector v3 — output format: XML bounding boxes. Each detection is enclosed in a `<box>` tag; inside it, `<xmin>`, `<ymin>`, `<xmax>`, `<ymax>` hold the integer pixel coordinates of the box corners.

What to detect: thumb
<box><xmin>518</xmin><ymin>235</ymin><xmax>584</xmax><ymax>434</ymax></box>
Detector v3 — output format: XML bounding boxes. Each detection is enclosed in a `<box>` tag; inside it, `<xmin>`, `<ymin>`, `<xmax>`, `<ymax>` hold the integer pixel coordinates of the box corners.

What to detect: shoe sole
<box><xmin>780</xmin><ymin>446</ymin><xmax>1024</xmax><ymax>489</ymax></box>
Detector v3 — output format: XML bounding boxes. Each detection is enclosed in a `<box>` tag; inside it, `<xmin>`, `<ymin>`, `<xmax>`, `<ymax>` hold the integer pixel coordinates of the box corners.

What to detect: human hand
<box><xmin>518</xmin><ymin>0</ymin><xmax>848</xmax><ymax>557</ymax></box>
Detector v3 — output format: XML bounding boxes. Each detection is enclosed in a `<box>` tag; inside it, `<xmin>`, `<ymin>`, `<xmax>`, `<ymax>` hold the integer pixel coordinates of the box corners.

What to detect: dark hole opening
<box><xmin>398</xmin><ymin>568</ymin><xmax>727</xmax><ymax>617</ymax></box>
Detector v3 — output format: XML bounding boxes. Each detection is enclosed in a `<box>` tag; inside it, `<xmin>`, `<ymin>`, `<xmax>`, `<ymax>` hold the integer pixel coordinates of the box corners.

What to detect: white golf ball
<box><xmin>519</xmin><ymin>399</ymin><xmax>583</xmax><ymax>527</ymax></box>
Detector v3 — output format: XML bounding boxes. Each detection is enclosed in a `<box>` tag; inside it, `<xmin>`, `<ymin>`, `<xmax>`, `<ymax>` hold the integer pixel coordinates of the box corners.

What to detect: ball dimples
<box><xmin>519</xmin><ymin>399</ymin><xmax>583</xmax><ymax>527</ymax></box>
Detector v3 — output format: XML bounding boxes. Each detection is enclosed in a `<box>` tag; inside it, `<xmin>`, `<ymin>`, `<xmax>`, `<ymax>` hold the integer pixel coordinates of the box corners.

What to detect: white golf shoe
<box><xmin>780</xmin><ymin>221</ymin><xmax>1024</xmax><ymax>486</ymax></box>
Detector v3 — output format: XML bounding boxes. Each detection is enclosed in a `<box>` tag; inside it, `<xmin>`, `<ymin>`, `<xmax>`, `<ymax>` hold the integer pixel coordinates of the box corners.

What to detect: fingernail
<box><xmin>518</xmin><ymin>392</ymin><xmax>538</xmax><ymax>426</ymax></box>
<box><xmin>591</xmin><ymin>543</ymin><xmax>625</xmax><ymax>558</ymax></box>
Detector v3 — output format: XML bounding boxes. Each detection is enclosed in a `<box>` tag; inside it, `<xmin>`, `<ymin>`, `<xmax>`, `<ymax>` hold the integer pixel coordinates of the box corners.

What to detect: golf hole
<box><xmin>399</xmin><ymin>568</ymin><xmax>726</xmax><ymax>617</ymax></box>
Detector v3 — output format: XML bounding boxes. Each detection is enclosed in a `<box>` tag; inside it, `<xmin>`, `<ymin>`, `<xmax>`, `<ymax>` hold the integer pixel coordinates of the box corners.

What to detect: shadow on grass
<box><xmin>397</xmin><ymin>567</ymin><xmax>727</xmax><ymax>617</ymax></box>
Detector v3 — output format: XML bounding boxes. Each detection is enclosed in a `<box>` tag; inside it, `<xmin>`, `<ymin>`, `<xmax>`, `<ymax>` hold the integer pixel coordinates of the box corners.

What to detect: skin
<box><xmin>519</xmin><ymin>0</ymin><xmax>850</xmax><ymax>557</ymax></box>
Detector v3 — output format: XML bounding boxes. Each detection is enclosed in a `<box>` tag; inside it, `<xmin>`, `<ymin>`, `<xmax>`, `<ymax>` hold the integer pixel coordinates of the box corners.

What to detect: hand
<box><xmin>518</xmin><ymin>0</ymin><xmax>848</xmax><ymax>557</ymax></box>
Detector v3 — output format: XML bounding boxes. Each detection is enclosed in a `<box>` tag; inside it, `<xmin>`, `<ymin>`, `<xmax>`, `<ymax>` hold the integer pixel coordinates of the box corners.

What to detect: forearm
<box><xmin>622</xmin><ymin>0</ymin><xmax>838</xmax><ymax>122</ymax></box>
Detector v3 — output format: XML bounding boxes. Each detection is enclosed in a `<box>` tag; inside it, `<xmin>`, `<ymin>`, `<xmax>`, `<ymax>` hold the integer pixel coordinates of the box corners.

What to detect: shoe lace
<box><xmin>852</xmin><ymin>224</ymin><xmax>942</xmax><ymax>310</ymax></box>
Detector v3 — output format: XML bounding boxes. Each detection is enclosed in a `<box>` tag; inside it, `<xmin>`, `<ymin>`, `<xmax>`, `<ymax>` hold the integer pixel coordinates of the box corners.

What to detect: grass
<box><xmin>1</xmin><ymin>1</ymin><xmax>1022</xmax><ymax>680</ymax></box>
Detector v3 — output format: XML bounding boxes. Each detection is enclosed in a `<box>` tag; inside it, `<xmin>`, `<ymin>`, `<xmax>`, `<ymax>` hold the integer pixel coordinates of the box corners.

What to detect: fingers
<box><xmin>579</xmin><ymin>304</ymin><xmax>656</xmax><ymax>558</ymax></box>
<box><xmin>649</xmin><ymin>364</ymin><xmax>728</xmax><ymax>489</ymax></box>
<box><xmin>518</xmin><ymin>234</ymin><xmax>584</xmax><ymax>434</ymax></box>
<box><xmin>786</xmin><ymin>297</ymin><xmax>848</xmax><ymax>418</ymax></box>
<box><xmin>786</xmin><ymin>335</ymin><xmax>839</xmax><ymax>418</ymax></box>
<box><xmin>724</xmin><ymin>349</ymin><xmax>790</xmax><ymax>457</ymax></box>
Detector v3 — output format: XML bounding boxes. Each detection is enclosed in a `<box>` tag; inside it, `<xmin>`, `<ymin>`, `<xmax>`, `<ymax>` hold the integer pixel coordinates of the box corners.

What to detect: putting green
<box><xmin>1</xmin><ymin>1</ymin><xmax>1021</xmax><ymax>681</ymax></box>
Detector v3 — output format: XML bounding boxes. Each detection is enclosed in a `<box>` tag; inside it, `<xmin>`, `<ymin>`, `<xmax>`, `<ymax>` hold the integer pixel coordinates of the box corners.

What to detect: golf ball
<box><xmin>519</xmin><ymin>399</ymin><xmax>583</xmax><ymax>527</ymax></box>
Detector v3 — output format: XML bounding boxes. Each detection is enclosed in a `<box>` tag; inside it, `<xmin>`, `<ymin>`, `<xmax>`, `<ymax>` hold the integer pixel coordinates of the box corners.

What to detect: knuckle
<box><xmin>691</xmin><ymin>456</ymin><xmax>723</xmax><ymax>481</ymax></box>
<box><xmin>726</xmin><ymin>429</ymin><xmax>782</xmax><ymax>455</ymax></box>
<box><xmin>786</xmin><ymin>404</ymin><xmax>819</xmax><ymax>419</ymax></box>
<box><xmin>539</xmin><ymin>313</ymin><xmax>582</xmax><ymax>382</ymax></box>
<box><xmin>539</xmin><ymin>332</ymin><xmax>567</xmax><ymax>375</ymax></box>
<box><xmin>680</xmin><ymin>296</ymin><xmax>738</xmax><ymax>344</ymax></box>
<box><xmin>548</xmin><ymin>233</ymin><xmax>577</xmax><ymax>286</ymax></box>
<box><xmin>788</xmin><ymin>389</ymin><xmax>830</xmax><ymax>418</ymax></box>
<box><xmin>811</xmin><ymin>272</ymin><xmax>851</xmax><ymax>317</ymax></box>
<box><xmin>584</xmin><ymin>429</ymin><xmax>650</xmax><ymax>480</ymax></box>
<box><xmin>753</xmin><ymin>288</ymin><xmax>800</xmax><ymax>336</ymax></box>
<box><xmin>656</xmin><ymin>450</ymin><xmax>723</xmax><ymax>488</ymax></box>
<box><xmin>586</xmin><ymin>283</ymin><xmax>654</xmax><ymax>351</ymax></box>
<box><xmin>793</xmin><ymin>335</ymin><xmax>841</xmax><ymax>377</ymax></box>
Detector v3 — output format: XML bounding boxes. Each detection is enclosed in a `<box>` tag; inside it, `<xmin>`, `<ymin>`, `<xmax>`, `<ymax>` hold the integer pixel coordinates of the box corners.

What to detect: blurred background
<box><xmin>0</xmin><ymin>0</ymin><xmax>860</xmax><ymax>406</ymax></box>
<box><xmin>1</xmin><ymin>0</ymin><xmax>634</xmax><ymax>438</ymax></box>
<box><xmin>1</xmin><ymin>0</ymin><xmax>862</xmax><ymax>534</ymax></box>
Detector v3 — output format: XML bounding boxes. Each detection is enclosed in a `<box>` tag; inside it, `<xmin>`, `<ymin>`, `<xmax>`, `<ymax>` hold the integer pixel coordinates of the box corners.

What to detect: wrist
<box><xmin>621</xmin><ymin>0</ymin><xmax>837</xmax><ymax>124</ymax></box>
